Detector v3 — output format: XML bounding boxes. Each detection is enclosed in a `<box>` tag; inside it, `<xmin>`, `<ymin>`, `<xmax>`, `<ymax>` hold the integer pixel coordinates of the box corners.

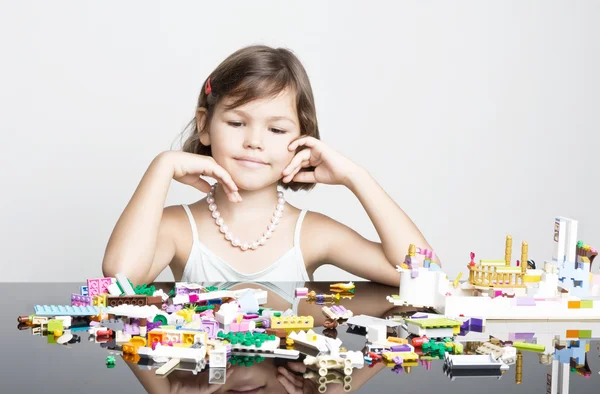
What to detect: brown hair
<box><xmin>179</xmin><ymin>44</ymin><xmax>320</xmax><ymax>192</ymax></box>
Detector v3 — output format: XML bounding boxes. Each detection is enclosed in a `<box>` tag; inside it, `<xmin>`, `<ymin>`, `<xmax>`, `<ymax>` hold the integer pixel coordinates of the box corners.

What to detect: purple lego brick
<box><xmin>470</xmin><ymin>318</ymin><xmax>483</xmax><ymax>326</ymax></box>
<box><xmin>512</xmin><ymin>332</ymin><xmax>535</xmax><ymax>340</ymax></box>
<box><xmin>147</xmin><ymin>321</ymin><xmax>162</xmax><ymax>331</ymax></box>
<box><xmin>411</xmin><ymin>269</ymin><xmax>419</xmax><ymax>278</ymax></box>
<box><xmin>71</xmin><ymin>294</ymin><xmax>92</xmax><ymax>307</ymax></box>
<box><xmin>390</xmin><ymin>344</ymin><xmax>412</xmax><ymax>352</ymax></box>
<box><xmin>392</xmin><ymin>356</ymin><xmax>403</xmax><ymax>365</ymax></box>
<box><xmin>200</xmin><ymin>319</ymin><xmax>219</xmax><ymax>337</ymax></box>
<box><xmin>516</xmin><ymin>297</ymin><xmax>536</xmax><ymax>306</ymax></box>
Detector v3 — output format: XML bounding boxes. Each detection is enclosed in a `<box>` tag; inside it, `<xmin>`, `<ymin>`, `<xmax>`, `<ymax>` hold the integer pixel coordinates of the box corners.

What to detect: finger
<box><xmin>278</xmin><ymin>367</ymin><xmax>304</xmax><ymax>387</ymax></box>
<box><xmin>286</xmin><ymin>362</ymin><xmax>307</xmax><ymax>374</ymax></box>
<box><xmin>283</xmin><ymin>149</ymin><xmax>311</xmax><ymax>175</ymax></box>
<box><xmin>189</xmin><ymin>176</ymin><xmax>213</xmax><ymax>193</ymax></box>
<box><xmin>277</xmin><ymin>374</ymin><xmax>300</xmax><ymax>393</ymax></box>
<box><xmin>208</xmin><ymin>167</ymin><xmax>241</xmax><ymax>202</ymax></box>
<box><xmin>283</xmin><ymin>164</ymin><xmax>302</xmax><ymax>183</ymax></box>
<box><xmin>293</xmin><ymin>171</ymin><xmax>317</xmax><ymax>183</ymax></box>
<box><xmin>288</xmin><ymin>136</ymin><xmax>319</xmax><ymax>151</ymax></box>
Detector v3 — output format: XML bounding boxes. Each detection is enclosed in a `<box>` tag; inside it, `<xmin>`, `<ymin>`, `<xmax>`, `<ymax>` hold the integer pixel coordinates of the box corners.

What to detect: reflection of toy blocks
<box><xmin>107</xmin><ymin>295</ymin><xmax>148</xmax><ymax>307</ymax></box>
<box><xmin>271</xmin><ymin>316</ymin><xmax>314</xmax><ymax>330</ymax></box>
<box><xmin>209</xmin><ymin>346</ymin><xmax>227</xmax><ymax>368</ymax></box>
<box><xmin>209</xmin><ymin>367</ymin><xmax>227</xmax><ymax>384</ymax></box>
<box><xmin>87</xmin><ymin>278</ymin><xmax>113</xmax><ymax>296</ymax></box>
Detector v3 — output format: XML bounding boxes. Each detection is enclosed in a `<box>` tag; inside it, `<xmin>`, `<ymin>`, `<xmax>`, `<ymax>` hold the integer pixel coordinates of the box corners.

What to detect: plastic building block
<box><xmin>80</xmin><ymin>286</ymin><xmax>88</xmax><ymax>296</ymax></box>
<box><xmin>115</xmin><ymin>273</ymin><xmax>136</xmax><ymax>296</ymax></box>
<box><xmin>271</xmin><ymin>315</ymin><xmax>314</xmax><ymax>330</ymax></box>
<box><xmin>568</xmin><ymin>301</ymin><xmax>581</xmax><ymax>309</ymax></box>
<box><xmin>34</xmin><ymin>305</ymin><xmax>102</xmax><ymax>316</ymax></box>
<box><xmin>580</xmin><ymin>300</ymin><xmax>593</xmax><ymax>309</ymax></box>
<box><xmin>209</xmin><ymin>346</ymin><xmax>227</xmax><ymax>368</ymax></box>
<box><xmin>513</xmin><ymin>342</ymin><xmax>545</xmax><ymax>352</ymax></box>
<box><xmin>578</xmin><ymin>330</ymin><xmax>592</xmax><ymax>339</ymax></box>
<box><xmin>87</xmin><ymin>278</ymin><xmax>113</xmax><ymax>296</ymax></box>
<box><xmin>208</xmin><ymin>367</ymin><xmax>227</xmax><ymax>384</ymax></box>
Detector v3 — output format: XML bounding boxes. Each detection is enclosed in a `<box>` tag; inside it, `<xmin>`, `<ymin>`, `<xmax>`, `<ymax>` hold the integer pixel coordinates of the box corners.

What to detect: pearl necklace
<box><xmin>207</xmin><ymin>184</ymin><xmax>285</xmax><ymax>251</ymax></box>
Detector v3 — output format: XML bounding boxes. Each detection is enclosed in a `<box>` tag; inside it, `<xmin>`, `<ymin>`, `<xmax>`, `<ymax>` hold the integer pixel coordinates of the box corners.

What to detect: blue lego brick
<box><xmin>80</xmin><ymin>285</ymin><xmax>88</xmax><ymax>296</ymax></box>
<box><xmin>34</xmin><ymin>305</ymin><xmax>102</xmax><ymax>316</ymax></box>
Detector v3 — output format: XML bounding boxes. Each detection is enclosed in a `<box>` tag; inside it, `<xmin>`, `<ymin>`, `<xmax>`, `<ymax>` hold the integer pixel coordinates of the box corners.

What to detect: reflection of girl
<box><xmin>125</xmin><ymin>282</ymin><xmax>409</xmax><ymax>393</ymax></box>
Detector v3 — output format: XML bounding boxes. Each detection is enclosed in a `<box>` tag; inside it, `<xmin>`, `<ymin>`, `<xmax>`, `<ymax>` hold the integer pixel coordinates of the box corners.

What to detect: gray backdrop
<box><xmin>1</xmin><ymin>0</ymin><xmax>598</xmax><ymax>282</ymax></box>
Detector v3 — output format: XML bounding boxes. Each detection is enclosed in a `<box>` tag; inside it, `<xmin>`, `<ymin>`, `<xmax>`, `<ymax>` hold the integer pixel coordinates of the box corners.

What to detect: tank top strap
<box><xmin>181</xmin><ymin>204</ymin><xmax>199</xmax><ymax>240</ymax></box>
<box><xmin>294</xmin><ymin>209</ymin><xmax>308</xmax><ymax>248</ymax></box>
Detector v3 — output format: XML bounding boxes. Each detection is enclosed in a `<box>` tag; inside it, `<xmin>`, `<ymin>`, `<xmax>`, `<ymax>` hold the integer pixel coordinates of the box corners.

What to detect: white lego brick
<box><xmin>156</xmin><ymin>358</ymin><xmax>180</xmax><ymax>375</ymax></box>
<box><xmin>237</xmin><ymin>290</ymin><xmax>259</xmax><ymax>314</ymax></box>
<box><xmin>209</xmin><ymin>367</ymin><xmax>227</xmax><ymax>384</ymax></box>
<box><xmin>54</xmin><ymin>316</ymin><xmax>72</xmax><ymax>328</ymax></box>
<box><xmin>172</xmin><ymin>294</ymin><xmax>190</xmax><ymax>305</ymax></box>
<box><xmin>209</xmin><ymin>346</ymin><xmax>227</xmax><ymax>368</ymax></box>
<box><xmin>107</xmin><ymin>283</ymin><xmax>122</xmax><ymax>296</ymax></box>
<box><xmin>366</xmin><ymin>325</ymin><xmax>386</xmax><ymax>343</ymax></box>
<box><xmin>115</xmin><ymin>273</ymin><xmax>136</xmax><ymax>296</ymax></box>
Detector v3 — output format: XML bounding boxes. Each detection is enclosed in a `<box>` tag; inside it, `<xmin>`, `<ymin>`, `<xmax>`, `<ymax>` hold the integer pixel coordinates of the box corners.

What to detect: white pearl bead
<box><xmin>241</xmin><ymin>243</ymin><xmax>249</xmax><ymax>251</ymax></box>
<box><xmin>225</xmin><ymin>232</ymin><xmax>233</xmax><ymax>241</ymax></box>
<box><xmin>212</xmin><ymin>210</ymin><xmax>220</xmax><ymax>219</ymax></box>
<box><xmin>207</xmin><ymin>196</ymin><xmax>214</xmax><ymax>204</ymax></box>
<box><xmin>251</xmin><ymin>242</ymin><xmax>259</xmax><ymax>250</ymax></box>
<box><xmin>232</xmin><ymin>239</ymin><xmax>240</xmax><ymax>247</ymax></box>
<box><xmin>259</xmin><ymin>237</ymin><xmax>267</xmax><ymax>245</ymax></box>
<box><xmin>216</xmin><ymin>217</ymin><xmax>224</xmax><ymax>226</ymax></box>
<box><xmin>271</xmin><ymin>216</ymin><xmax>279</xmax><ymax>225</ymax></box>
<box><xmin>274</xmin><ymin>210</ymin><xmax>283</xmax><ymax>218</ymax></box>
<box><xmin>208</xmin><ymin>203</ymin><xmax>217</xmax><ymax>212</ymax></box>
<box><xmin>219</xmin><ymin>224</ymin><xmax>228</xmax><ymax>233</ymax></box>
<box><xmin>278</xmin><ymin>198</ymin><xmax>285</xmax><ymax>205</ymax></box>
<box><xmin>276</xmin><ymin>204</ymin><xmax>284</xmax><ymax>212</ymax></box>
<box><xmin>277</xmin><ymin>191</ymin><xmax>283</xmax><ymax>198</ymax></box>
<box><xmin>268</xmin><ymin>223</ymin><xmax>277</xmax><ymax>232</ymax></box>
<box><xmin>265</xmin><ymin>230</ymin><xmax>272</xmax><ymax>239</ymax></box>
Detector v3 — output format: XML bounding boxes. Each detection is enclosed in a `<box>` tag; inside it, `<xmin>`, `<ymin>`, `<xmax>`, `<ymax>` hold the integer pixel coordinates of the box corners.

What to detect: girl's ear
<box><xmin>196</xmin><ymin>107</ymin><xmax>210</xmax><ymax>146</ymax></box>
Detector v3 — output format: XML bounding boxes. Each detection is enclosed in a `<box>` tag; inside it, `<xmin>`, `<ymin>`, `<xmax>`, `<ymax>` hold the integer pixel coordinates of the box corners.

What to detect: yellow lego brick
<box><xmin>580</xmin><ymin>300</ymin><xmax>594</xmax><ymax>309</ymax></box>
<box><xmin>382</xmin><ymin>352</ymin><xmax>418</xmax><ymax>362</ymax></box>
<box><xmin>405</xmin><ymin>318</ymin><xmax>462</xmax><ymax>328</ymax></box>
<box><xmin>271</xmin><ymin>316</ymin><xmax>314</xmax><ymax>330</ymax></box>
<box><xmin>523</xmin><ymin>275</ymin><xmax>541</xmax><ymax>283</ymax></box>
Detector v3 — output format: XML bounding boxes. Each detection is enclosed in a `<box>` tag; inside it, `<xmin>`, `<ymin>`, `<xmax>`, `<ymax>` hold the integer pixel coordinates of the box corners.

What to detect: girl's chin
<box><xmin>231</xmin><ymin>176</ymin><xmax>280</xmax><ymax>192</ymax></box>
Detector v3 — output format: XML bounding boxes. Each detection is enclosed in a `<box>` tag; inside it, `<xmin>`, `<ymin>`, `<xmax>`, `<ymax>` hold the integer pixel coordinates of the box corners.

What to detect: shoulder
<box><xmin>300</xmin><ymin>210</ymin><xmax>354</xmax><ymax>263</ymax></box>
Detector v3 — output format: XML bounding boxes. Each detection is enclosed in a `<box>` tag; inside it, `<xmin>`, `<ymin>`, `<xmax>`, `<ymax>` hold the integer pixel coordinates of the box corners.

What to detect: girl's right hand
<box><xmin>159</xmin><ymin>151</ymin><xmax>241</xmax><ymax>202</ymax></box>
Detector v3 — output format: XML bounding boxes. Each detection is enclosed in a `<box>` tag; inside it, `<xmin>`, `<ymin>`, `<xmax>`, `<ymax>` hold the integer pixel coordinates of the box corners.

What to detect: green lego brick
<box><xmin>47</xmin><ymin>319</ymin><xmax>63</xmax><ymax>332</ymax></box>
<box><xmin>580</xmin><ymin>300</ymin><xmax>594</xmax><ymax>309</ymax></box>
<box><xmin>579</xmin><ymin>330</ymin><xmax>592</xmax><ymax>339</ymax></box>
<box><xmin>47</xmin><ymin>334</ymin><xmax>56</xmax><ymax>344</ymax></box>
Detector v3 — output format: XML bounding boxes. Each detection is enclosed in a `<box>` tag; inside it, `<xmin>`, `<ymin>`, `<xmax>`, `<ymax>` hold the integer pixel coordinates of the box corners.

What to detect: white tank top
<box><xmin>179</xmin><ymin>204</ymin><xmax>311</xmax><ymax>283</ymax></box>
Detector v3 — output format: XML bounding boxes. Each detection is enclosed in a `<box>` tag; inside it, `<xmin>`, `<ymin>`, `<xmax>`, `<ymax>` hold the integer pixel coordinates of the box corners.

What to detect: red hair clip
<box><xmin>205</xmin><ymin>78</ymin><xmax>212</xmax><ymax>95</ymax></box>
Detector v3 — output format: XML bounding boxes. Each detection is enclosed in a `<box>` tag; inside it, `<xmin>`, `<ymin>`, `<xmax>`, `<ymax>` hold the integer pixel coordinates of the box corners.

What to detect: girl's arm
<box><xmin>284</xmin><ymin>137</ymin><xmax>439</xmax><ymax>286</ymax></box>
<box><xmin>102</xmin><ymin>151</ymin><xmax>239</xmax><ymax>285</ymax></box>
<box><xmin>101</xmin><ymin>152</ymin><xmax>179</xmax><ymax>285</ymax></box>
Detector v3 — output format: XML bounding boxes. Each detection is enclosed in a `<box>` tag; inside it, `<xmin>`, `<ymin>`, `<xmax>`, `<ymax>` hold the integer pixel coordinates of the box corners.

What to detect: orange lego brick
<box><xmin>567</xmin><ymin>301</ymin><xmax>581</xmax><ymax>309</ymax></box>
<box><xmin>565</xmin><ymin>330</ymin><xmax>579</xmax><ymax>338</ymax></box>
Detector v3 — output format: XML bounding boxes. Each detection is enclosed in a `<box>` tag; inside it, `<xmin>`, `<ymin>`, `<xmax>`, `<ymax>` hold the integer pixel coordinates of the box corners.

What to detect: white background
<box><xmin>1</xmin><ymin>0</ymin><xmax>598</xmax><ymax>282</ymax></box>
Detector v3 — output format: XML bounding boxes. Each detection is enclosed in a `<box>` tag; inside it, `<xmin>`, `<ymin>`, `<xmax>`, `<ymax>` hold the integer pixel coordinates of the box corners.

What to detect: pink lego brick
<box><xmin>87</xmin><ymin>278</ymin><xmax>112</xmax><ymax>296</ymax></box>
<box><xmin>189</xmin><ymin>294</ymin><xmax>199</xmax><ymax>303</ymax></box>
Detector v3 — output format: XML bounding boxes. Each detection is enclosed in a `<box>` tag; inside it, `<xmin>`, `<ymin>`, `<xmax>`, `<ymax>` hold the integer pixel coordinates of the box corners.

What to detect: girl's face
<box><xmin>203</xmin><ymin>88</ymin><xmax>301</xmax><ymax>191</ymax></box>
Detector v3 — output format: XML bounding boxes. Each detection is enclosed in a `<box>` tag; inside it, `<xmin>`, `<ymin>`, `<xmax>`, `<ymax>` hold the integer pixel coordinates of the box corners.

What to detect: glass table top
<box><xmin>3</xmin><ymin>281</ymin><xmax>599</xmax><ymax>393</ymax></box>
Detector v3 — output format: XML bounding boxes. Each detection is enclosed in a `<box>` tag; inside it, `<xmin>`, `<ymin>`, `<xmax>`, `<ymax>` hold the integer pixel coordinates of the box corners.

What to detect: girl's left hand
<box><xmin>282</xmin><ymin>137</ymin><xmax>360</xmax><ymax>187</ymax></box>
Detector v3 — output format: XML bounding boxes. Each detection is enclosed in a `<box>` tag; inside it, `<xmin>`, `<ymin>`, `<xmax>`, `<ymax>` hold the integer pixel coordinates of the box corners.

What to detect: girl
<box><xmin>101</xmin><ymin>44</ymin><xmax>439</xmax><ymax>286</ymax></box>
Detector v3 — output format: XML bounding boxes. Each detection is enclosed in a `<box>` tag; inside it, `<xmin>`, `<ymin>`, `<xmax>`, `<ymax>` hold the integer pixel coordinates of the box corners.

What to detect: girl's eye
<box><xmin>228</xmin><ymin>121</ymin><xmax>243</xmax><ymax>127</ymax></box>
<box><xmin>270</xmin><ymin>128</ymin><xmax>287</xmax><ymax>134</ymax></box>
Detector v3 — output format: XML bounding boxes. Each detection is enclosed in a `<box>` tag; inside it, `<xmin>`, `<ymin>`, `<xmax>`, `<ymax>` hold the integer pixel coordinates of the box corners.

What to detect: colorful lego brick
<box><xmin>578</xmin><ymin>330</ymin><xmax>592</xmax><ymax>339</ymax></box>
<box><xmin>404</xmin><ymin>318</ymin><xmax>462</xmax><ymax>329</ymax></box>
<box><xmin>87</xmin><ymin>277</ymin><xmax>113</xmax><ymax>296</ymax></box>
<box><xmin>568</xmin><ymin>301</ymin><xmax>581</xmax><ymax>309</ymax></box>
<box><xmin>93</xmin><ymin>294</ymin><xmax>107</xmax><ymax>307</ymax></box>
<box><xmin>271</xmin><ymin>315</ymin><xmax>314</xmax><ymax>330</ymax></box>
<box><xmin>34</xmin><ymin>305</ymin><xmax>102</xmax><ymax>316</ymax></box>
<box><xmin>71</xmin><ymin>293</ymin><xmax>92</xmax><ymax>306</ymax></box>
<box><xmin>513</xmin><ymin>342</ymin><xmax>545</xmax><ymax>352</ymax></box>
<box><xmin>107</xmin><ymin>295</ymin><xmax>149</xmax><ymax>307</ymax></box>
<box><xmin>148</xmin><ymin>331</ymin><xmax>167</xmax><ymax>345</ymax></box>
<box><xmin>580</xmin><ymin>300</ymin><xmax>593</xmax><ymax>309</ymax></box>
<box><xmin>516</xmin><ymin>297</ymin><xmax>536</xmax><ymax>306</ymax></box>
<box><xmin>80</xmin><ymin>286</ymin><xmax>88</xmax><ymax>296</ymax></box>
<box><xmin>566</xmin><ymin>330</ymin><xmax>579</xmax><ymax>339</ymax></box>
<box><xmin>47</xmin><ymin>319</ymin><xmax>63</xmax><ymax>332</ymax></box>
